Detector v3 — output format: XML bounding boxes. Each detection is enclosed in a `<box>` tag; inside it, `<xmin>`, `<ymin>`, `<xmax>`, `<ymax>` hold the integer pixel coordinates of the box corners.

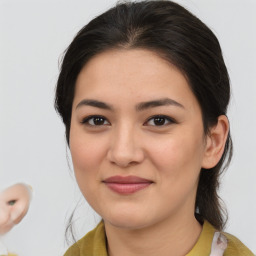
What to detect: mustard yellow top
<box><xmin>64</xmin><ymin>221</ymin><xmax>254</xmax><ymax>256</ymax></box>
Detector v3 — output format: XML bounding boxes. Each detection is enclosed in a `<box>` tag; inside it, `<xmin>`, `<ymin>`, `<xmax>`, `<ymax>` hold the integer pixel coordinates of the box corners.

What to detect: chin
<box><xmin>103</xmin><ymin>211</ymin><xmax>153</xmax><ymax>230</ymax></box>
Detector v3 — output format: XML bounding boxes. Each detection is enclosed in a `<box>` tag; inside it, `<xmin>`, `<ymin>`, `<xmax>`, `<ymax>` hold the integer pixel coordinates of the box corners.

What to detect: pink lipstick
<box><xmin>103</xmin><ymin>175</ymin><xmax>153</xmax><ymax>194</ymax></box>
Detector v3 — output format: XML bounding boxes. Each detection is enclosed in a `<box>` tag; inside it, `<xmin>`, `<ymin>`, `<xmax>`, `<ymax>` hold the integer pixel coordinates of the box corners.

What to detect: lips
<box><xmin>103</xmin><ymin>175</ymin><xmax>153</xmax><ymax>194</ymax></box>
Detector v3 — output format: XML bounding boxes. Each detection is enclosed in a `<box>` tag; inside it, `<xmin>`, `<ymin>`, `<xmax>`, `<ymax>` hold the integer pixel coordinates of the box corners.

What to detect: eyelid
<box><xmin>80</xmin><ymin>114</ymin><xmax>176</xmax><ymax>127</ymax></box>
<box><xmin>81</xmin><ymin>115</ymin><xmax>110</xmax><ymax>126</ymax></box>
<box><xmin>144</xmin><ymin>115</ymin><xmax>176</xmax><ymax>126</ymax></box>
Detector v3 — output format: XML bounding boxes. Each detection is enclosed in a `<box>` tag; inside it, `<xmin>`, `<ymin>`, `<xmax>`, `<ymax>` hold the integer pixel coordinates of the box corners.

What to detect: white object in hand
<box><xmin>210</xmin><ymin>231</ymin><xmax>228</xmax><ymax>256</ymax></box>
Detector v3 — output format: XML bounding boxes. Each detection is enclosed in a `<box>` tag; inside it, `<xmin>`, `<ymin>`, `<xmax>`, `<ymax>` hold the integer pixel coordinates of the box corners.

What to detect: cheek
<box><xmin>147</xmin><ymin>133</ymin><xmax>205</xmax><ymax>210</ymax></box>
<box><xmin>69</xmin><ymin>130</ymin><xmax>108</xmax><ymax>188</ymax></box>
<box><xmin>148</xmin><ymin>131</ymin><xmax>205</xmax><ymax>178</ymax></box>
<box><xmin>70</xmin><ymin>142</ymin><xmax>102</xmax><ymax>176</ymax></box>
<box><xmin>71</xmin><ymin>142</ymin><xmax>97</xmax><ymax>171</ymax></box>
<box><xmin>70</xmin><ymin>144</ymin><xmax>98</xmax><ymax>202</ymax></box>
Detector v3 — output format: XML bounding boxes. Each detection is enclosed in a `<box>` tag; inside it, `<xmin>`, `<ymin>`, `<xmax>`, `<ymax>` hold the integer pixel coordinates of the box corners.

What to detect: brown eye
<box><xmin>7</xmin><ymin>200</ymin><xmax>17</xmax><ymax>206</ymax></box>
<box><xmin>153</xmin><ymin>117</ymin><xmax>166</xmax><ymax>126</ymax></box>
<box><xmin>81</xmin><ymin>115</ymin><xmax>110</xmax><ymax>126</ymax></box>
<box><xmin>91</xmin><ymin>117</ymin><xmax>106</xmax><ymax>125</ymax></box>
<box><xmin>145</xmin><ymin>115</ymin><xmax>176</xmax><ymax>126</ymax></box>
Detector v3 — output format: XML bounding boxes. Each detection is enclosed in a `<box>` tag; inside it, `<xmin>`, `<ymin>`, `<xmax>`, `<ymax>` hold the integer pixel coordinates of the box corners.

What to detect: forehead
<box><xmin>74</xmin><ymin>49</ymin><xmax>198</xmax><ymax>111</ymax></box>
<box><xmin>77</xmin><ymin>48</ymin><xmax>181</xmax><ymax>86</ymax></box>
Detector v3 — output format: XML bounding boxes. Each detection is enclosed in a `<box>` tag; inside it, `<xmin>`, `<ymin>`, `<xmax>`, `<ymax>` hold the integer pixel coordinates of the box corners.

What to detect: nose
<box><xmin>107</xmin><ymin>124</ymin><xmax>145</xmax><ymax>168</ymax></box>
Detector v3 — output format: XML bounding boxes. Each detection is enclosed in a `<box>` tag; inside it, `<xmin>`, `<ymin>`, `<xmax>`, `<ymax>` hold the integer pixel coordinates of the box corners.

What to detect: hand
<box><xmin>0</xmin><ymin>183</ymin><xmax>32</xmax><ymax>235</ymax></box>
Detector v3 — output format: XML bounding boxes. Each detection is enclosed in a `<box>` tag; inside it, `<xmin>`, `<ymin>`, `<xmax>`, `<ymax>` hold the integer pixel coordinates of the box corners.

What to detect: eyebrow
<box><xmin>76</xmin><ymin>99</ymin><xmax>113</xmax><ymax>110</ymax></box>
<box><xmin>136</xmin><ymin>98</ymin><xmax>184</xmax><ymax>111</ymax></box>
<box><xmin>76</xmin><ymin>98</ymin><xmax>184</xmax><ymax>111</ymax></box>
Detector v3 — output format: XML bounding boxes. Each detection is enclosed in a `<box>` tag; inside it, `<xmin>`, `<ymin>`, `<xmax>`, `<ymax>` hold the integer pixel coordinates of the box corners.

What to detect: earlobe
<box><xmin>202</xmin><ymin>115</ymin><xmax>229</xmax><ymax>169</ymax></box>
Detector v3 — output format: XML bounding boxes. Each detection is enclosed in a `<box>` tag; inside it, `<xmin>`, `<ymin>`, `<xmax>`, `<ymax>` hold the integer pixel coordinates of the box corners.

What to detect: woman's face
<box><xmin>70</xmin><ymin>49</ymin><xmax>209</xmax><ymax>230</ymax></box>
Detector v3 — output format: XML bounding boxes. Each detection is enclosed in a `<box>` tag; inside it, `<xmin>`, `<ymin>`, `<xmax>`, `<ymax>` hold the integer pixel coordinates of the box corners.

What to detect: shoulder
<box><xmin>64</xmin><ymin>221</ymin><xmax>107</xmax><ymax>256</ymax></box>
<box><xmin>64</xmin><ymin>242</ymin><xmax>80</xmax><ymax>256</ymax></box>
<box><xmin>223</xmin><ymin>232</ymin><xmax>254</xmax><ymax>256</ymax></box>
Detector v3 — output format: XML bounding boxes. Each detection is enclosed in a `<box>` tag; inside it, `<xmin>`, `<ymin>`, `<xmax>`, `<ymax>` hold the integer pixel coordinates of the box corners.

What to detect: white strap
<box><xmin>209</xmin><ymin>232</ymin><xmax>228</xmax><ymax>256</ymax></box>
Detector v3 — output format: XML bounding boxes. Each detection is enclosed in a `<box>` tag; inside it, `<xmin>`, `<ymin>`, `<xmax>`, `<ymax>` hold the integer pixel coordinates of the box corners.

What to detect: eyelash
<box><xmin>81</xmin><ymin>115</ymin><xmax>176</xmax><ymax>127</ymax></box>
<box><xmin>145</xmin><ymin>115</ymin><xmax>176</xmax><ymax>126</ymax></box>
<box><xmin>81</xmin><ymin>115</ymin><xmax>110</xmax><ymax>126</ymax></box>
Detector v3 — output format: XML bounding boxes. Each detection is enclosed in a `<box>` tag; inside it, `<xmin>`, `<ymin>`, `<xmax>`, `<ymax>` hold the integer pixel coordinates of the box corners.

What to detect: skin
<box><xmin>0</xmin><ymin>183</ymin><xmax>32</xmax><ymax>235</ymax></box>
<box><xmin>70</xmin><ymin>49</ymin><xmax>229</xmax><ymax>256</ymax></box>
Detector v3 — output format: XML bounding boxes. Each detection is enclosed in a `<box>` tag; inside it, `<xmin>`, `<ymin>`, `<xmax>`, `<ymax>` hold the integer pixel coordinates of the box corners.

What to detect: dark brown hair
<box><xmin>55</xmin><ymin>0</ymin><xmax>232</xmax><ymax>238</ymax></box>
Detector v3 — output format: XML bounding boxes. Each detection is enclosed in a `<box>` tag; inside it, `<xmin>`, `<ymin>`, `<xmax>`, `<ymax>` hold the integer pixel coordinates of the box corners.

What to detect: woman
<box><xmin>55</xmin><ymin>1</ymin><xmax>254</xmax><ymax>255</ymax></box>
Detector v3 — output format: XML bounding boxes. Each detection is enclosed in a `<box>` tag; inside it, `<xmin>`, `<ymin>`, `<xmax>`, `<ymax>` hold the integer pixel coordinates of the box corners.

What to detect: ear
<box><xmin>202</xmin><ymin>115</ymin><xmax>230</xmax><ymax>169</ymax></box>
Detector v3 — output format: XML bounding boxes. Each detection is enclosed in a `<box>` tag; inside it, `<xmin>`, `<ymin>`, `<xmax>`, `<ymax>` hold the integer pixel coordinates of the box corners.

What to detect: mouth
<box><xmin>103</xmin><ymin>175</ymin><xmax>153</xmax><ymax>194</ymax></box>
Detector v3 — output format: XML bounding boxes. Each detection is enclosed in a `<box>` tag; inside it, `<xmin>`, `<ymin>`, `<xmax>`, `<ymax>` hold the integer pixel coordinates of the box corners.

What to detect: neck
<box><xmin>105</xmin><ymin>214</ymin><xmax>202</xmax><ymax>256</ymax></box>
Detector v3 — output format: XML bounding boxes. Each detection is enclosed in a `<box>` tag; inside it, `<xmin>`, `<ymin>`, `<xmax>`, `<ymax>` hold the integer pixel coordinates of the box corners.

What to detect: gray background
<box><xmin>0</xmin><ymin>0</ymin><xmax>255</xmax><ymax>255</ymax></box>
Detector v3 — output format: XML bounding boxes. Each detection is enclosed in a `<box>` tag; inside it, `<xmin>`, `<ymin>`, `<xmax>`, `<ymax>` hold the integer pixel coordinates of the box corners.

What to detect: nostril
<box><xmin>127</xmin><ymin>161</ymin><xmax>139</xmax><ymax>167</ymax></box>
